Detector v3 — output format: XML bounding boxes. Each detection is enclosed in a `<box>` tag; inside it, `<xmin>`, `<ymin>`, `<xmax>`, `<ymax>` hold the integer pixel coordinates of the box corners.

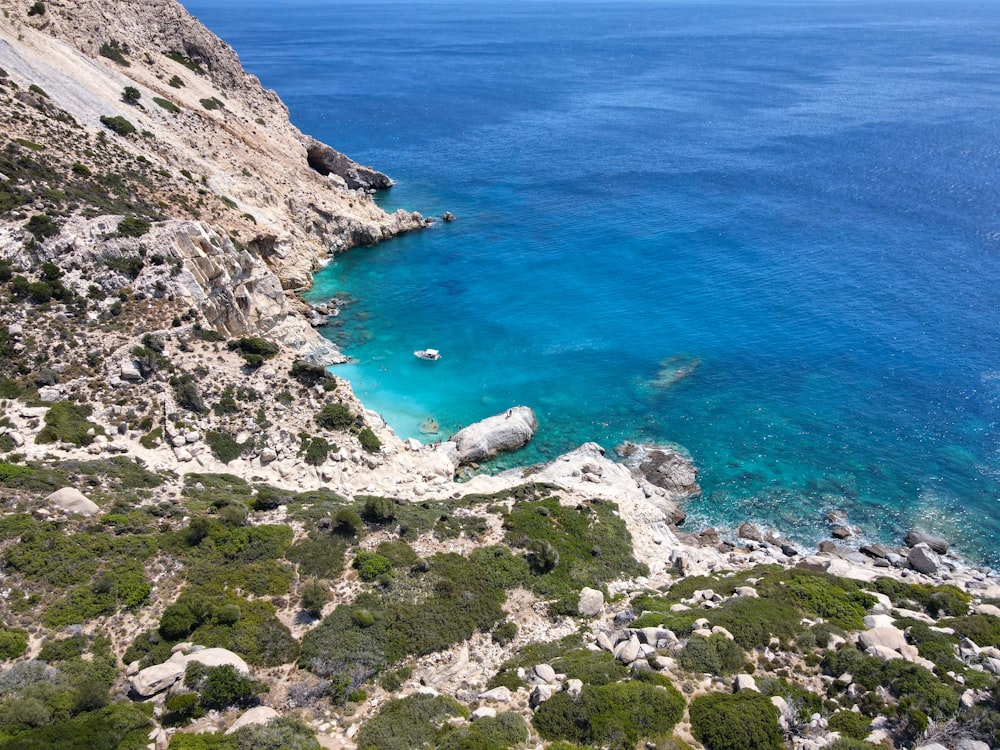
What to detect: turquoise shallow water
<box><xmin>185</xmin><ymin>0</ymin><xmax>1000</xmax><ymax>563</ymax></box>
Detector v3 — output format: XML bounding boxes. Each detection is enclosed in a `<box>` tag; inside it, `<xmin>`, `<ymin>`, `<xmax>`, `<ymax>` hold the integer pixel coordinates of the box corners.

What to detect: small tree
<box><xmin>300</xmin><ymin>580</ymin><xmax>329</xmax><ymax>617</ymax></box>
<box><xmin>122</xmin><ymin>86</ymin><xmax>141</xmax><ymax>104</ymax></box>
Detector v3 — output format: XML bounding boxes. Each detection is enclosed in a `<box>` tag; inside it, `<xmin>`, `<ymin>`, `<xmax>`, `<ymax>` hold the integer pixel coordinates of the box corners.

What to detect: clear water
<box><xmin>184</xmin><ymin>0</ymin><xmax>1000</xmax><ymax>564</ymax></box>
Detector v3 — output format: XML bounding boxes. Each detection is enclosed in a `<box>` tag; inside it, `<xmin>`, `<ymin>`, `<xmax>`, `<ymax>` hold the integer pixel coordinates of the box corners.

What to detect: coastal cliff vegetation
<box><xmin>1</xmin><ymin>0</ymin><xmax>1000</xmax><ymax>749</ymax></box>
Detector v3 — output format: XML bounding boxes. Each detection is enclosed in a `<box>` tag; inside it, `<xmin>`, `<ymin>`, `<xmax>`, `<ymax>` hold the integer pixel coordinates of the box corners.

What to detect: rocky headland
<box><xmin>1</xmin><ymin>2</ymin><xmax>999</xmax><ymax>750</ymax></box>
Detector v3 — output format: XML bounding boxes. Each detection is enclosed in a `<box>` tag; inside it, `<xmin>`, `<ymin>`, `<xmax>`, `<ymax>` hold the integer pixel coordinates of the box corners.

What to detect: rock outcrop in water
<box><xmin>451</xmin><ymin>406</ymin><xmax>537</xmax><ymax>464</ymax></box>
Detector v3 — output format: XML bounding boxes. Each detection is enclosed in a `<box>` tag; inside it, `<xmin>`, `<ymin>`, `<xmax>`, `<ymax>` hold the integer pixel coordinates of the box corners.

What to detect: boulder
<box><xmin>905</xmin><ymin>530</ymin><xmax>949</xmax><ymax>554</ymax></box>
<box><xmin>478</xmin><ymin>686</ymin><xmax>512</xmax><ymax>703</ymax></box>
<box><xmin>131</xmin><ymin>661</ymin><xmax>185</xmax><ymax>697</ymax></box>
<box><xmin>225</xmin><ymin>706</ymin><xmax>278</xmax><ymax>734</ymax></box>
<box><xmin>613</xmin><ymin>635</ymin><xmax>641</xmax><ymax>664</ymax></box>
<box><xmin>907</xmin><ymin>543</ymin><xmax>940</xmax><ymax>575</ymax></box>
<box><xmin>471</xmin><ymin>706</ymin><xmax>496</xmax><ymax>720</ymax></box>
<box><xmin>184</xmin><ymin>647</ymin><xmax>250</xmax><ymax>674</ymax></box>
<box><xmin>615</xmin><ymin>441</ymin><xmax>700</xmax><ymax>500</ymax></box>
<box><xmin>737</xmin><ymin>522</ymin><xmax>764</xmax><ymax>543</ymax></box>
<box><xmin>533</xmin><ymin>664</ymin><xmax>556</xmax><ymax>684</ymax></box>
<box><xmin>578</xmin><ymin>587</ymin><xmax>604</xmax><ymax>617</ymax></box>
<box><xmin>46</xmin><ymin>487</ymin><xmax>99</xmax><ymax>516</ymax></box>
<box><xmin>566</xmin><ymin>678</ymin><xmax>583</xmax><ymax>699</ymax></box>
<box><xmin>451</xmin><ymin>407</ymin><xmax>537</xmax><ymax>464</ymax></box>
<box><xmin>859</xmin><ymin>627</ymin><xmax>908</xmax><ymax>652</ymax></box>
<box><xmin>529</xmin><ymin>685</ymin><xmax>554</xmax><ymax>709</ymax></box>
<box><xmin>733</xmin><ymin>674</ymin><xmax>758</xmax><ymax>692</ymax></box>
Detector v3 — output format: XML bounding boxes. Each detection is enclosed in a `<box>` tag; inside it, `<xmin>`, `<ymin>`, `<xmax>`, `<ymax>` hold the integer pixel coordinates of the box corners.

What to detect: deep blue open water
<box><xmin>184</xmin><ymin>0</ymin><xmax>1000</xmax><ymax>563</ymax></box>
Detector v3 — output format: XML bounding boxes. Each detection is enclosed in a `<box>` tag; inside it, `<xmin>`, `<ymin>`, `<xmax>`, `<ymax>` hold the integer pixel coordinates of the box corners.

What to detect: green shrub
<box><xmin>504</xmin><ymin>495</ymin><xmax>646</xmax><ymax>615</ymax></box>
<box><xmin>438</xmin><ymin>712</ymin><xmax>529</xmax><ymax>750</ymax></box>
<box><xmin>166</xmin><ymin>52</ymin><xmax>205</xmax><ymax>74</ymax></box>
<box><xmin>183</xmin><ymin>662</ymin><xmax>265</xmax><ymax>711</ymax></box>
<box><xmin>27</xmin><ymin>2</ymin><xmax>45</xmax><ymax>16</ymax></box>
<box><xmin>944</xmin><ymin>614</ymin><xmax>1000</xmax><ymax>647</ymax></box>
<box><xmin>357</xmin><ymin>694</ymin><xmax>467</xmax><ymax>750</ymax></box>
<box><xmin>333</xmin><ymin>508</ymin><xmax>364</xmax><ymax>537</ymax></box>
<box><xmin>362</xmin><ymin>495</ymin><xmax>396</xmax><ymax>523</ymax></box>
<box><xmin>533</xmin><ymin>680</ymin><xmax>685</xmax><ymax>749</ymax></box>
<box><xmin>301</xmin><ymin>435</ymin><xmax>332</xmax><ymax>466</ymax></box>
<box><xmin>828</xmin><ymin>711</ymin><xmax>872</xmax><ymax>740</ymax></box>
<box><xmin>359</xmin><ymin>427</ymin><xmax>381</xmax><ymax>453</ymax></box>
<box><xmin>689</xmin><ymin>691</ymin><xmax>783</xmax><ymax>750</ymax></box>
<box><xmin>756</xmin><ymin>568</ymin><xmax>875</xmax><ymax>630</ymax></box>
<box><xmin>117</xmin><ymin>216</ymin><xmax>151</xmax><ymax>237</ymax></box>
<box><xmin>25</xmin><ymin>213</ymin><xmax>58</xmax><ymax>240</ymax></box>
<box><xmin>492</xmin><ymin>620</ymin><xmax>518</xmax><ymax>646</ymax></box>
<box><xmin>153</xmin><ymin>96</ymin><xmax>181</xmax><ymax>113</ymax></box>
<box><xmin>205</xmin><ymin>431</ymin><xmax>242</xmax><ymax>464</ymax></box>
<box><xmin>300</xmin><ymin>580</ymin><xmax>329</xmax><ymax>618</ymax></box>
<box><xmin>174</xmin><ymin>377</ymin><xmax>207</xmax><ymax>413</ymax></box>
<box><xmin>711</xmin><ymin>596</ymin><xmax>802</xmax><ymax>649</ymax></box>
<box><xmin>316</xmin><ymin>402</ymin><xmax>355</xmax><ymax>431</ymax></box>
<box><xmin>200</xmin><ymin>97</ymin><xmax>224</xmax><ymax>110</ymax></box>
<box><xmin>122</xmin><ymin>86</ymin><xmax>140</xmax><ymax>104</ymax></box>
<box><xmin>168</xmin><ymin>75</ymin><xmax>185</xmax><ymax>88</ymax></box>
<box><xmin>99</xmin><ymin>115</ymin><xmax>136</xmax><ymax>135</ymax></box>
<box><xmin>227</xmin><ymin>337</ymin><xmax>278</xmax><ymax>366</ymax></box>
<box><xmin>36</xmin><ymin>401</ymin><xmax>104</xmax><ymax>446</ymax></box>
<box><xmin>286</xmin><ymin>533</ymin><xmax>349</xmax><ymax>579</ymax></box>
<box><xmin>98</xmin><ymin>41</ymin><xmax>130</xmax><ymax>66</ymax></box>
<box><xmin>354</xmin><ymin>551</ymin><xmax>392</xmax><ymax>582</ymax></box>
<box><xmin>0</xmin><ymin>627</ymin><xmax>28</xmax><ymax>659</ymax></box>
<box><xmin>290</xmin><ymin>360</ymin><xmax>331</xmax><ymax>386</ymax></box>
<box><xmin>677</xmin><ymin>633</ymin><xmax>747</xmax><ymax>676</ymax></box>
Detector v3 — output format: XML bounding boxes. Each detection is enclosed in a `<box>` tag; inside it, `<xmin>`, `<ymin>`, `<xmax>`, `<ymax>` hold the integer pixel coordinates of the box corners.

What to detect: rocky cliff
<box><xmin>0</xmin><ymin>0</ymin><xmax>423</xmax><ymax>357</ymax></box>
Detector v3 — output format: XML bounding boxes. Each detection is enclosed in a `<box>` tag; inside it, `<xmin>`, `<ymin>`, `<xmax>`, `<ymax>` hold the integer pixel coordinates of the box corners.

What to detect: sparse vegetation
<box><xmin>99</xmin><ymin>115</ymin><xmax>136</xmax><ymax>136</ymax></box>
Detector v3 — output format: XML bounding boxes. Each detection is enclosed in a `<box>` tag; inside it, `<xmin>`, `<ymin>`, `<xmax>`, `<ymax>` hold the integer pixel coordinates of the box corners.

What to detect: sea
<box><xmin>183</xmin><ymin>0</ymin><xmax>1000</xmax><ymax>565</ymax></box>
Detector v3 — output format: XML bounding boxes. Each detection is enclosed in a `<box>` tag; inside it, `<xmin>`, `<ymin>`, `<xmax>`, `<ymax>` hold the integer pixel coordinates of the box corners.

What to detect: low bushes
<box><xmin>36</xmin><ymin>401</ymin><xmax>103</xmax><ymax>446</ymax></box>
<box><xmin>99</xmin><ymin>115</ymin><xmax>136</xmax><ymax>136</ymax></box>
<box><xmin>503</xmin><ymin>496</ymin><xmax>646</xmax><ymax>615</ymax></box>
<box><xmin>689</xmin><ymin>691</ymin><xmax>783</xmax><ymax>750</ymax></box>
<box><xmin>677</xmin><ymin>633</ymin><xmax>748</xmax><ymax>676</ymax></box>
<box><xmin>357</xmin><ymin>693</ymin><xmax>467</xmax><ymax>750</ymax></box>
<box><xmin>315</xmin><ymin>402</ymin><xmax>355</xmax><ymax>431</ymax></box>
<box><xmin>533</xmin><ymin>680</ymin><xmax>685</xmax><ymax>749</ymax></box>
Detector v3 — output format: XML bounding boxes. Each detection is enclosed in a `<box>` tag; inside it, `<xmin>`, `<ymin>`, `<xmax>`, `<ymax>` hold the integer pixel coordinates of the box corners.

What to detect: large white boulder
<box><xmin>131</xmin><ymin>661</ymin><xmax>186</xmax><ymax>697</ymax></box>
<box><xmin>46</xmin><ymin>487</ymin><xmax>99</xmax><ymax>516</ymax></box>
<box><xmin>451</xmin><ymin>407</ymin><xmax>536</xmax><ymax>464</ymax></box>
<box><xmin>130</xmin><ymin>647</ymin><xmax>249</xmax><ymax>697</ymax></box>
<box><xmin>225</xmin><ymin>706</ymin><xmax>279</xmax><ymax>734</ymax></box>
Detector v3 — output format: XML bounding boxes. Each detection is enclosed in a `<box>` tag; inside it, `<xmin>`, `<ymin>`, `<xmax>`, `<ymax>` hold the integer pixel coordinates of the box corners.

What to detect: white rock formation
<box><xmin>46</xmin><ymin>487</ymin><xmax>100</xmax><ymax>516</ymax></box>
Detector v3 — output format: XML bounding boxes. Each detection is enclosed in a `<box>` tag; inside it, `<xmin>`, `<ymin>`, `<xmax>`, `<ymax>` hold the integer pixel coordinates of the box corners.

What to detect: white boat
<box><xmin>414</xmin><ymin>348</ymin><xmax>441</xmax><ymax>361</ymax></box>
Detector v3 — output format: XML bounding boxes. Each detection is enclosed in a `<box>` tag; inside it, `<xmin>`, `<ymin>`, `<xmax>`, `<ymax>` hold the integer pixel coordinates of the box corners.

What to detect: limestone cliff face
<box><xmin>0</xmin><ymin>0</ymin><xmax>423</xmax><ymax>326</ymax></box>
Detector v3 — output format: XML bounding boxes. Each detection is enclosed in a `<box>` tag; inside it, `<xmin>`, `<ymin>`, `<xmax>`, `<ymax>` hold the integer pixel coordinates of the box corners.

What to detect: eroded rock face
<box><xmin>615</xmin><ymin>441</ymin><xmax>700</xmax><ymax>500</ymax></box>
<box><xmin>452</xmin><ymin>406</ymin><xmax>537</xmax><ymax>465</ymax></box>
<box><xmin>305</xmin><ymin>139</ymin><xmax>394</xmax><ymax>192</ymax></box>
